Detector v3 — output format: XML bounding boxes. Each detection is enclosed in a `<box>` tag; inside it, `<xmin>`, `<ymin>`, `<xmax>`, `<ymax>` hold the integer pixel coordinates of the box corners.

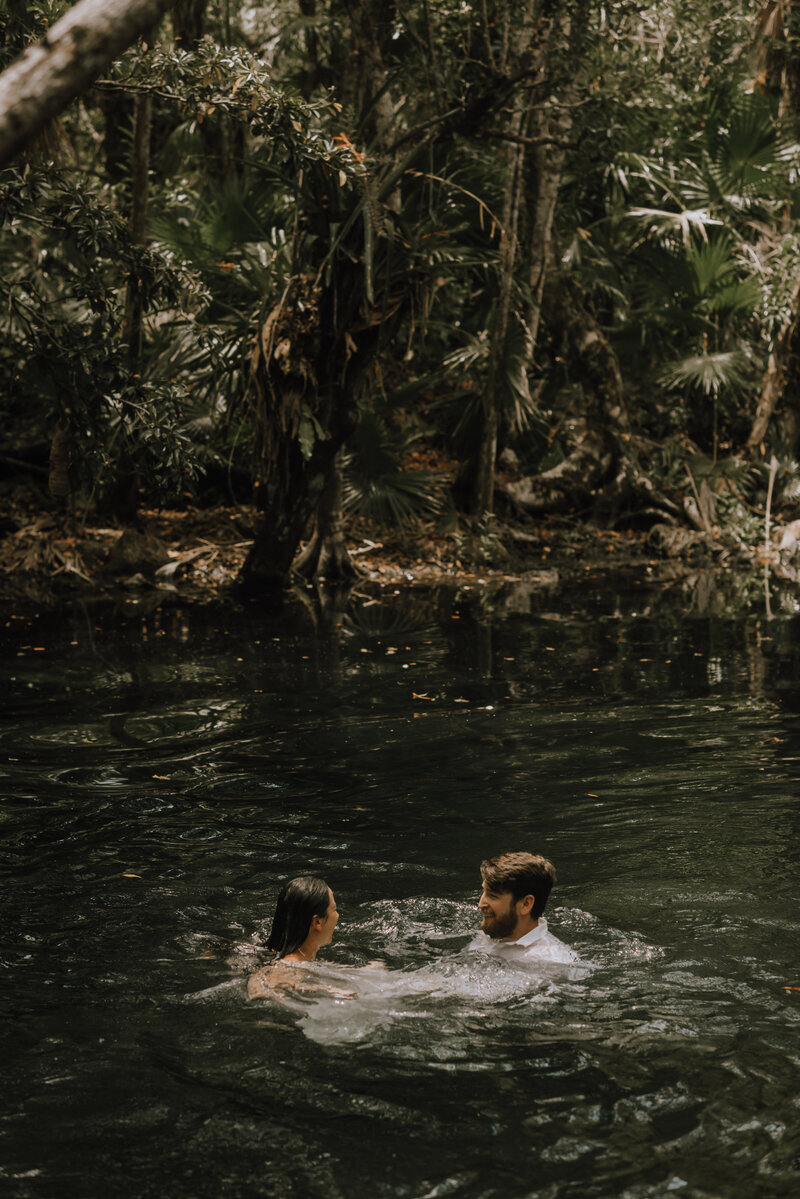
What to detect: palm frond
<box><xmin>709</xmin><ymin>98</ymin><xmax>800</xmax><ymax>191</ymax></box>
<box><xmin>704</xmin><ymin>278</ymin><xmax>761</xmax><ymax>315</ymax></box>
<box><xmin>684</xmin><ymin>235</ymin><xmax>761</xmax><ymax>316</ymax></box>
<box><xmin>342</xmin><ymin>409</ymin><xmax>443</xmax><ymax>526</ymax></box>
<box><xmin>499</xmin><ymin>313</ymin><xmax>535</xmax><ymax>433</ymax></box>
<box><xmin>627</xmin><ymin>206</ymin><xmax>722</xmax><ymax>248</ymax></box>
<box><xmin>442</xmin><ymin>341</ymin><xmax>487</xmax><ymax>374</ymax></box>
<box><xmin>687</xmin><ymin>235</ymin><xmax>738</xmax><ymax>295</ymax></box>
<box><xmin>659</xmin><ymin>349</ymin><xmax>750</xmax><ymax>395</ymax></box>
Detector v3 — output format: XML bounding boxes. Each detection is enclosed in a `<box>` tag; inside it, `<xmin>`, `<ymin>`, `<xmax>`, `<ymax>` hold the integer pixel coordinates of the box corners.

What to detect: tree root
<box><xmin>501</xmin><ymin>444</ymin><xmax>684</xmax><ymax>531</ymax></box>
<box><xmin>292</xmin><ymin>529</ymin><xmax>362</xmax><ymax>582</ymax></box>
<box><xmin>501</xmin><ymin>432</ymin><xmax>612</xmax><ymax>515</ymax></box>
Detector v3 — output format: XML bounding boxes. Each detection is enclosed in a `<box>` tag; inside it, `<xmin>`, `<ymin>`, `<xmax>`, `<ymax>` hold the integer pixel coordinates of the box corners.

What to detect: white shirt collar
<box><xmin>501</xmin><ymin>917</ymin><xmax>548</xmax><ymax>947</ymax></box>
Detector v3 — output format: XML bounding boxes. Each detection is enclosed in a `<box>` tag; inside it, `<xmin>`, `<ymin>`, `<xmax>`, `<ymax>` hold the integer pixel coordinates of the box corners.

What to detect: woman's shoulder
<box><xmin>247</xmin><ymin>959</ymin><xmax>304</xmax><ymax>998</ymax></box>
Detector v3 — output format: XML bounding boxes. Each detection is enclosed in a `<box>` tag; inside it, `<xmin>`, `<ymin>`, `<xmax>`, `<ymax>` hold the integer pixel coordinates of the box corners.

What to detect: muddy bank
<box><xmin>0</xmin><ymin>500</ymin><xmax>794</xmax><ymax>619</ymax></box>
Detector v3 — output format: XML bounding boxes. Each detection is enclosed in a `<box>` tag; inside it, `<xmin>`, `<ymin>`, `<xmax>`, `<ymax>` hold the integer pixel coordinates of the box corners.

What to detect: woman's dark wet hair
<box><xmin>267</xmin><ymin>875</ymin><xmax>331</xmax><ymax>959</ymax></box>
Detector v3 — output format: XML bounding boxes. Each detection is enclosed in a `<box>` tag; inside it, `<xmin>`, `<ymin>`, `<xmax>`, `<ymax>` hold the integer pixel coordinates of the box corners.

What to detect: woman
<box><xmin>247</xmin><ymin>875</ymin><xmax>341</xmax><ymax>998</ymax></box>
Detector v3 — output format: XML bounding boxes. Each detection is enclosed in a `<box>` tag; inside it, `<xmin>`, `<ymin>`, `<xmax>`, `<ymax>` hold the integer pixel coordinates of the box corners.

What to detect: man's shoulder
<box><xmin>524</xmin><ymin>929</ymin><xmax>577</xmax><ymax>963</ymax></box>
<box><xmin>467</xmin><ymin>927</ymin><xmax>577</xmax><ymax>964</ymax></box>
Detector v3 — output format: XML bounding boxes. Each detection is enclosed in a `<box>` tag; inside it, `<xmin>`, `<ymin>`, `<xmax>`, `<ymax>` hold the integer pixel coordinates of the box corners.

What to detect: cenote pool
<box><xmin>2</xmin><ymin>579</ymin><xmax>800</xmax><ymax>1198</ymax></box>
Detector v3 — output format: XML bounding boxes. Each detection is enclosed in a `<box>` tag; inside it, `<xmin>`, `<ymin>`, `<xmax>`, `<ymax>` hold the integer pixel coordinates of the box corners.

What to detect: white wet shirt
<box><xmin>468</xmin><ymin>917</ymin><xmax>577</xmax><ymax>965</ymax></box>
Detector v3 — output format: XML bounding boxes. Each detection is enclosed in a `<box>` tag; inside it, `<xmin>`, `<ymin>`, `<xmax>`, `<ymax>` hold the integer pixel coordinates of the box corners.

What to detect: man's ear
<box><xmin>518</xmin><ymin>894</ymin><xmax>535</xmax><ymax>916</ymax></box>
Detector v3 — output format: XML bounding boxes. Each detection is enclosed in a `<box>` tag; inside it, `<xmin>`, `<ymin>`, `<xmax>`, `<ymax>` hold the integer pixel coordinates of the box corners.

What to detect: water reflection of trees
<box><xmin>8</xmin><ymin>574</ymin><xmax>800</xmax><ymax>727</ymax></box>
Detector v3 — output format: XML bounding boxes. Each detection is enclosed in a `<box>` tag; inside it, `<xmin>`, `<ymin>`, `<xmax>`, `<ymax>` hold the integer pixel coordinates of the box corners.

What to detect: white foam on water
<box><xmin>224</xmin><ymin>897</ymin><xmax>668</xmax><ymax>1046</ymax></box>
<box><xmin>185</xmin><ymin>978</ymin><xmax>245</xmax><ymax>1002</ymax></box>
<box><xmin>276</xmin><ymin>951</ymin><xmax>589</xmax><ymax>1046</ymax></box>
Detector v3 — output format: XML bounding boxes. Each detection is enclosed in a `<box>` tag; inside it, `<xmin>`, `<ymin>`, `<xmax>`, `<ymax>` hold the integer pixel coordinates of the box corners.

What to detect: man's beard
<box><xmin>481</xmin><ymin>908</ymin><xmax>517</xmax><ymax>940</ymax></box>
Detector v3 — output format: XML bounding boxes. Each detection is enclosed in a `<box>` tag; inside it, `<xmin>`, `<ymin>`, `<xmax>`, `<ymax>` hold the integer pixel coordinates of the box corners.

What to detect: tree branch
<box><xmin>484</xmin><ymin>130</ymin><xmax>577</xmax><ymax>150</ymax></box>
<box><xmin>0</xmin><ymin>0</ymin><xmax>173</xmax><ymax>167</ymax></box>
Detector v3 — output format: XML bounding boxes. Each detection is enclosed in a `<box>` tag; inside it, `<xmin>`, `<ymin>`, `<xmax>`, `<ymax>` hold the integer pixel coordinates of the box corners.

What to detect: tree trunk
<box><xmin>0</xmin><ymin>0</ymin><xmax>172</xmax><ymax>167</ymax></box>
<box><xmin>474</xmin><ymin>127</ymin><xmax>525</xmax><ymax>516</ymax></box>
<box><xmin>237</xmin><ymin>373</ymin><xmax>361</xmax><ymax>593</ymax></box>
<box><xmin>492</xmin><ymin>7</ymin><xmax>620</xmax><ymax>521</ymax></box>
<box><xmin>99</xmin><ymin>88</ymin><xmax>134</xmax><ymax>182</ymax></box>
<box><xmin>505</xmin><ymin>258</ymin><xmax>629</xmax><ymax>517</ymax></box>
<box><xmin>522</xmin><ymin>6</ymin><xmax>576</xmax><ymax>367</ymax></box>
<box><xmin>293</xmin><ymin>452</ymin><xmax>360</xmax><ymax>581</ymax></box>
<box><xmin>179</xmin><ymin>0</ymin><xmax>242</xmax><ymax>186</ymax></box>
<box><xmin>171</xmin><ymin>0</ymin><xmax>207</xmax><ymax>48</ymax></box>
<box><xmin>472</xmin><ymin>0</ymin><xmax>536</xmax><ymax>517</ymax></box>
<box><xmin>122</xmin><ymin>90</ymin><xmax>151</xmax><ymax>358</ymax></box>
<box><xmin>271</xmin><ymin>0</ymin><xmax>399</xmax><ymax>584</ymax></box>
<box><xmin>473</xmin><ymin>395</ymin><xmax>500</xmax><ymax>517</ymax></box>
<box><xmin>749</xmin><ymin>4</ymin><xmax>800</xmax><ymax>448</ymax></box>
<box><xmin>238</xmin><ymin>459</ymin><xmax>333</xmax><ymax>594</ymax></box>
<box><xmin>757</xmin><ymin>2</ymin><xmax>800</xmax><ymax>123</ymax></box>
<box><xmin>544</xmin><ymin>267</ymin><xmax>629</xmax><ymax>442</ymax></box>
<box><xmin>199</xmin><ymin>113</ymin><xmax>246</xmax><ymax>187</ymax></box>
<box><xmin>236</xmin><ymin>266</ymin><xmax>376</xmax><ymax>594</ymax></box>
<box><xmin>338</xmin><ymin>0</ymin><xmax>396</xmax><ymax>146</ymax></box>
<box><xmin>48</xmin><ymin>425</ymin><xmax>71</xmax><ymax>504</ymax></box>
<box><xmin>748</xmin><ymin>276</ymin><xmax>800</xmax><ymax>451</ymax></box>
<box><xmin>298</xmin><ymin>0</ymin><xmax>319</xmax><ymax>76</ymax></box>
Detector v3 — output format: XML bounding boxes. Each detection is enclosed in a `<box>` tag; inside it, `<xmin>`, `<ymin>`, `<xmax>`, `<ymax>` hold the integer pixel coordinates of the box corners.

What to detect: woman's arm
<box><xmin>247</xmin><ymin>963</ymin><xmax>355</xmax><ymax>999</ymax></box>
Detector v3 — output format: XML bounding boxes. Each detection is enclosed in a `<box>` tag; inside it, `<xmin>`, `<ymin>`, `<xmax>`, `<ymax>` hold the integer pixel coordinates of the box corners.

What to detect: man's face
<box><xmin>477</xmin><ymin>881</ymin><xmax>521</xmax><ymax>940</ymax></box>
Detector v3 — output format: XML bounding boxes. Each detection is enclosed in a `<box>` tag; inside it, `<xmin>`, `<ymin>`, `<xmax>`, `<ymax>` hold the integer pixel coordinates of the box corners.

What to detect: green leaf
<box><xmin>659</xmin><ymin>350</ymin><xmax>750</xmax><ymax>396</ymax></box>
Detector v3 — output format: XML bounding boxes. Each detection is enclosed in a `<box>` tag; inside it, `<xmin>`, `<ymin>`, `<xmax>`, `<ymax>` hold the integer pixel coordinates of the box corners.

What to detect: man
<box><xmin>470</xmin><ymin>851</ymin><xmax>577</xmax><ymax>964</ymax></box>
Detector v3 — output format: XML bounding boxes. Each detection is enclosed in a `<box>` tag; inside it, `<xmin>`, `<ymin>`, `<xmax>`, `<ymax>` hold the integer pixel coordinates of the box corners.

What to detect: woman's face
<box><xmin>318</xmin><ymin>888</ymin><xmax>339</xmax><ymax>944</ymax></box>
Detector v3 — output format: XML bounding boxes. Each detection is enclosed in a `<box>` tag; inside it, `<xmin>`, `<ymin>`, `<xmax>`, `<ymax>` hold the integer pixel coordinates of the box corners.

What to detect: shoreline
<box><xmin>0</xmin><ymin>501</ymin><xmax>787</xmax><ymax>617</ymax></box>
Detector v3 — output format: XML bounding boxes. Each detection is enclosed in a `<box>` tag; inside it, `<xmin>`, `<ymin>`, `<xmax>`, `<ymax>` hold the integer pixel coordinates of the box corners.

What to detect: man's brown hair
<box><xmin>480</xmin><ymin>852</ymin><xmax>557</xmax><ymax>918</ymax></box>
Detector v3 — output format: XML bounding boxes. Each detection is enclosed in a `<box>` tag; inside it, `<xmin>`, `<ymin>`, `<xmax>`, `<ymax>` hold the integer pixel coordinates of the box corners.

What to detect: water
<box><xmin>2</xmin><ymin>582</ymin><xmax>800</xmax><ymax>1198</ymax></box>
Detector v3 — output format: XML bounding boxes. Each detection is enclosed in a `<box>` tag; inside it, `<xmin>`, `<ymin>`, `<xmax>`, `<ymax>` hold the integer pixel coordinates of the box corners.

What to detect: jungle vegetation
<box><xmin>3</xmin><ymin>0</ymin><xmax>800</xmax><ymax>593</ymax></box>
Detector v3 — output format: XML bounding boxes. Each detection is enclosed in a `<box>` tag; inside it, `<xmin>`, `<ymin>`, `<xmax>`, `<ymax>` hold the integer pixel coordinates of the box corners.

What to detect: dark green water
<box><xmin>2</xmin><ymin>582</ymin><xmax>800</xmax><ymax>1199</ymax></box>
